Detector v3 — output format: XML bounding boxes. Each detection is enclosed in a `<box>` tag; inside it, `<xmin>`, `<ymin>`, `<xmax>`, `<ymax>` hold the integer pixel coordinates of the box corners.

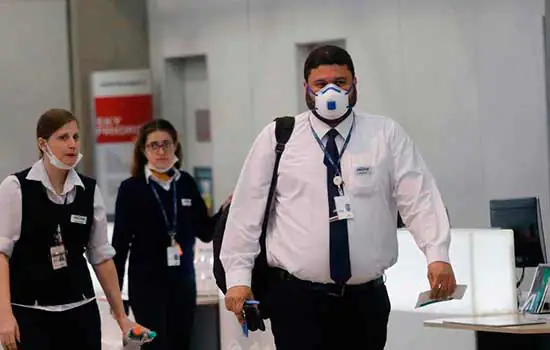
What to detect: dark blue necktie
<box><xmin>325</xmin><ymin>129</ymin><xmax>351</xmax><ymax>285</ymax></box>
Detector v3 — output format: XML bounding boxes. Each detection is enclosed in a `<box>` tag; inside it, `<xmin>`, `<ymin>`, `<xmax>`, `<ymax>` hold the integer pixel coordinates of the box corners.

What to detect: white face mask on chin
<box><xmin>147</xmin><ymin>156</ymin><xmax>179</xmax><ymax>173</ymax></box>
<box><xmin>43</xmin><ymin>144</ymin><xmax>83</xmax><ymax>170</ymax></box>
<box><xmin>313</xmin><ymin>83</ymin><xmax>352</xmax><ymax>120</ymax></box>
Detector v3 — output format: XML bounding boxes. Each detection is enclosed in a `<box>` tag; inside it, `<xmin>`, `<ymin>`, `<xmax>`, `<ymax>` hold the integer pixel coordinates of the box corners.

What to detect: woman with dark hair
<box><xmin>0</xmin><ymin>109</ymin><xmax>148</xmax><ymax>350</ymax></box>
<box><xmin>112</xmin><ymin>118</ymin><xmax>229</xmax><ymax>350</ymax></box>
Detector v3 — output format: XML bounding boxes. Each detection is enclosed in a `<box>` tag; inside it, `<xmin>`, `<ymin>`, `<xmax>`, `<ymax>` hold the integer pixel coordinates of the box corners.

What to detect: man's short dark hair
<box><xmin>303</xmin><ymin>45</ymin><xmax>355</xmax><ymax>81</ymax></box>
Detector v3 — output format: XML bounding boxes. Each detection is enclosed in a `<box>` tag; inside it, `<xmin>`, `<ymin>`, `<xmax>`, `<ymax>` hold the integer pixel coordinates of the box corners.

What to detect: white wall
<box><xmin>0</xmin><ymin>0</ymin><xmax>71</xmax><ymax>178</ymax></box>
<box><xmin>148</xmin><ymin>0</ymin><xmax>549</xmax><ymax>237</ymax></box>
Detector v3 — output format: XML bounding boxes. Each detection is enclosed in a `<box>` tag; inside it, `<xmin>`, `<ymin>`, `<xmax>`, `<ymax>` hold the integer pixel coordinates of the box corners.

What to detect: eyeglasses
<box><xmin>145</xmin><ymin>140</ymin><xmax>175</xmax><ymax>152</ymax></box>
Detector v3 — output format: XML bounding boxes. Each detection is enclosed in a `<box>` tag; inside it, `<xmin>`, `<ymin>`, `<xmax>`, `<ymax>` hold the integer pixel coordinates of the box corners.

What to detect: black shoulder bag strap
<box><xmin>258</xmin><ymin>116</ymin><xmax>295</xmax><ymax>255</ymax></box>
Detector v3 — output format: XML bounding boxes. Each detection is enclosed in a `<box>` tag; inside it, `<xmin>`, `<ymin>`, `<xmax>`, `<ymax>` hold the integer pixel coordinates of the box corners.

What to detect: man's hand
<box><xmin>427</xmin><ymin>261</ymin><xmax>456</xmax><ymax>299</ymax></box>
<box><xmin>224</xmin><ymin>285</ymin><xmax>253</xmax><ymax>324</ymax></box>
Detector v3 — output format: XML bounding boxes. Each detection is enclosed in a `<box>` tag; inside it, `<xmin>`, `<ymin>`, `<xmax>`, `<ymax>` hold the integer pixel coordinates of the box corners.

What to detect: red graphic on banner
<box><xmin>95</xmin><ymin>94</ymin><xmax>152</xmax><ymax>143</ymax></box>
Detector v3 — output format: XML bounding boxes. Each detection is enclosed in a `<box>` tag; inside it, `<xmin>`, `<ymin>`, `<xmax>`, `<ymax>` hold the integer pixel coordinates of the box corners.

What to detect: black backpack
<box><xmin>212</xmin><ymin>116</ymin><xmax>295</xmax><ymax>319</ymax></box>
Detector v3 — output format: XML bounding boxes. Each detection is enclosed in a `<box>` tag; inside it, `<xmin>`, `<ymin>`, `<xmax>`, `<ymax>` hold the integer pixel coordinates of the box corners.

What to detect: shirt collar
<box><xmin>308</xmin><ymin>111</ymin><xmax>354</xmax><ymax>140</ymax></box>
<box><xmin>144</xmin><ymin>166</ymin><xmax>181</xmax><ymax>185</ymax></box>
<box><xmin>26</xmin><ymin>159</ymin><xmax>84</xmax><ymax>195</ymax></box>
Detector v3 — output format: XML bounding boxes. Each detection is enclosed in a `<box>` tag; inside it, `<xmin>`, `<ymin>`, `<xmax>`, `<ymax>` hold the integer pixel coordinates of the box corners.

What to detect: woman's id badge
<box><xmin>50</xmin><ymin>245</ymin><xmax>68</xmax><ymax>270</ymax></box>
<box><xmin>167</xmin><ymin>246</ymin><xmax>181</xmax><ymax>267</ymax></box>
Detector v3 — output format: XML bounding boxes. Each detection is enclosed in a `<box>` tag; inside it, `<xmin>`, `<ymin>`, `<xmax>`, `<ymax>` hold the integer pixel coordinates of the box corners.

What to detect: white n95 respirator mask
<box><xmin>312</xmin><ymin>83</ymin><xmax>353</xmax><ymax>120</ymax></box>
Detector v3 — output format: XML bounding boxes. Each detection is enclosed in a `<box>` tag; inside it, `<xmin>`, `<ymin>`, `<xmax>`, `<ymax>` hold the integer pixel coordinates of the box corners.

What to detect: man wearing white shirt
<box><xmin>221</xmin><ymin>45</ymin><xmax>456</xmax><ymax>350</ymax></box>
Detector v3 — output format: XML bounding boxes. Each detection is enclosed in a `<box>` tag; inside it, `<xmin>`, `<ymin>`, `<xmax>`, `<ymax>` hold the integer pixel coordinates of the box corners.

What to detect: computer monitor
<box><xmin>489</xmin><ymin>197</ymin><xmax>547</xmax><ymax>268</ymax></box>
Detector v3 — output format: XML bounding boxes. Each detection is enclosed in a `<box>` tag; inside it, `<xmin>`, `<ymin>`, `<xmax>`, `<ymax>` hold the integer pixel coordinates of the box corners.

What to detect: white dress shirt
<box><xmin>220</xmin><ymin>111</ymin><xmax>451</xmax><ymax>288</ymax></box>
<box><xmin>0</xmin><ymin>159</ymin><xmax>116</xmax><ymax>311</ymax></box>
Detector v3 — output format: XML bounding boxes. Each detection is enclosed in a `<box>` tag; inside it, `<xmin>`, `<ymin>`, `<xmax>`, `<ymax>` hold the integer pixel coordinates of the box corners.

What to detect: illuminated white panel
<box><xmin>385</xmin><ymin>229</ymin><xmax>516</xmax><ymax>315</ymax></box>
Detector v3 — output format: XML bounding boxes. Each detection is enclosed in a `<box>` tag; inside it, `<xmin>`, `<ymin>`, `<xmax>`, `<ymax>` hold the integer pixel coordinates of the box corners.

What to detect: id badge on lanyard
<box><xmin>334</xmin><ymin>195</ymin><xmax>354</xmax><ymax>220</ymax></box>
<box><xmin>167</xmin><ymin>233</ymin><xmax>182</xmax><ymax>267</ymax></box>
<box><xmin>330</xmin><ymin>175</ymin><xmax>354</xmax><ymax>221</ymax></box>
<box><xmin>310</xmin><ymin>115</ymin><xmax>356</xmax><ymax>222</ymax></box>
<box><xmin>151</xmin><ymin>182</ymin><xmax>182</xmax><ymax>267</ymax></box>
<box><xmin>51</xmin><ymin>224</ymin><xmax>68</xmax><ymax>270</ymax></box>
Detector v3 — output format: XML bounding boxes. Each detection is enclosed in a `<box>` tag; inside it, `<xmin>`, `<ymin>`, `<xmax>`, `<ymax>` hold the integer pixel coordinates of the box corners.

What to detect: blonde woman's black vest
<box><xmin>9</xmin><ymin>168</ymin><xmax>96</xmax><ymax>305</ymax></box>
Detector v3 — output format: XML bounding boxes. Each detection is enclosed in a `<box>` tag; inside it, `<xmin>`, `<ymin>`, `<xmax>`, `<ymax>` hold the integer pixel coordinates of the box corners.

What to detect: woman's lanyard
<box><xmin>54</xmin><ymin>193</ymin><xmax>69</xmax><ymax>246</ymax></box>
<box><xmin>51</xmin><ymin>193</ymin><xmax>69</xmax><ymax>270</ymax></box>
<box><xmin>309</xmin><ymin>115</ymin><xmax>355</xmax><ymax>195</ymax></box>
<box><xmin>150</xmin><ymin>180</ymin><xmax>178</xmax><ymax>245</ymax></box>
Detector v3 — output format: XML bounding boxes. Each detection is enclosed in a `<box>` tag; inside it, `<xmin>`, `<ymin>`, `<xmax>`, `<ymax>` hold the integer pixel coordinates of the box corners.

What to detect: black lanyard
<box><xmin>150</xmin><ymin>180</ymin><xmax>178</xmax><ymax>237</ymax></box>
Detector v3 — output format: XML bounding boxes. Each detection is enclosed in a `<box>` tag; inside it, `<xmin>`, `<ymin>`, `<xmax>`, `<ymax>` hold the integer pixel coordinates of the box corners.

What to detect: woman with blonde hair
<box><xmin>0</xmin><ymin>109</ymin><xmax>148</xmax><ymax>349</ymax></box>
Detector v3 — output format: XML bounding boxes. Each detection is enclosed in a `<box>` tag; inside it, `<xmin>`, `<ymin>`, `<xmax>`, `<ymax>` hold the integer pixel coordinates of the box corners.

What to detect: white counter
<box><xmin>218</xmin><ymin>228</ymin><xmax>517</xmax><ymax>350</ymax></box>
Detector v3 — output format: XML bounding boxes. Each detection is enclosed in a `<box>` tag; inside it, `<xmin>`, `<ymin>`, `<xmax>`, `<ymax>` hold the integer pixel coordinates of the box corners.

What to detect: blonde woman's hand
<box><xmin>0</xmin><ymin>310</ymin><xmax>19</xmax><ymax>350</ymax></box>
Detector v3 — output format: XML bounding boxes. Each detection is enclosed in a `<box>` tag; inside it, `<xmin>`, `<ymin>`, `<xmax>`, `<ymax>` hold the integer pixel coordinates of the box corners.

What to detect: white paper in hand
<box><xmin>415</xmin><ymin>284</ymin><xmax>468</xmax><ymax>309</ymax></box>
